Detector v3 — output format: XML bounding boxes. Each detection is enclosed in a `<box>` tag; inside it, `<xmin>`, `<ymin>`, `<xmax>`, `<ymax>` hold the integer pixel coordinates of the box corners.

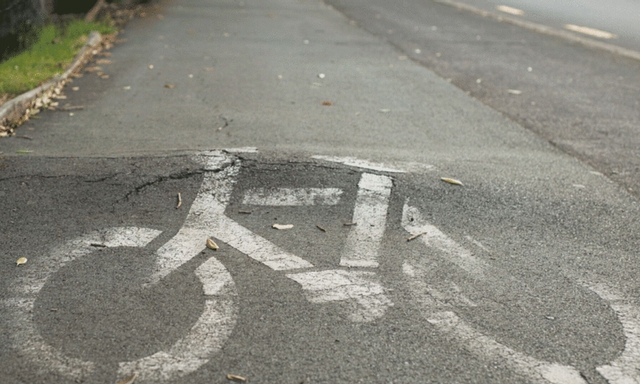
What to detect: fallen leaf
<box><xmin>441</xmin><ymin>177</ymin><xmax>463</xmax><ymax>186</ymax></box>
<box><xmin>148</xmin><ymin>65</ymin><xmax>154</xmax><ymax>69</ymax></box>
<box><xmin>16</xmin><ymin>257</ymin><xmax>27</xmax><ymax>266</ymax></box>
<box><xmin>176</xmin><ymin>192</ymin><xmax>182</xmax><ymax>209</ymax></box>
<box><xmin>206</xmin><ymin>238</ymin><xmax>219</xmax><ymax>250</ymax></box>
<box><xmin>123</xmin><ymin>86</ymin><xmax>131</xmax><ymax>90</ymax></box>
<box><xmin>316</xmin><ymin>225</ymin><xmax>326</xmax><ymax>232</ymax></box>
<box><xmin>407</xmin><ymin>232</ymin><xmax>427</xmax><ymax>242</ymax></box>
<box><xmin>116</xmin><ymin>372</ymin><xmax>138</xmax><ymax>384</ymax></box>
<box><xmin>226</xmin><ymin>374</ymin><xmax>246</xmax><ymax>382</ymax></box>
<box><xmin>85</xmin><ymin>66</ymin><xmax>102</xmax><ymax>72</ymax></box>
<box><xmin>72</xmin><ymin>87</ymin><xmax>79</xmax><ymax>91</ymax></box>
<box><xmin>321</xmin><ymin>101</ymin><xmax>333</xmax><ymax>106</ymax></box>
<box><xmin>507</xmin><ymin>89</ymin><xmax>522</xmax><ymax>95</ymax></box>
<box><xmin>164</xmin><ymin>83</ymin><xmax>174</xmax><ymax>89</ymax></box>
<box><xmin>272</xmin><ymin>224</ymin><xmax>294</xmax><ymax>230</ymax></box>
<box><xmin>96</xmin><ymin>59</ymin><xmax>112</xmax><ymax>65</ymax></box>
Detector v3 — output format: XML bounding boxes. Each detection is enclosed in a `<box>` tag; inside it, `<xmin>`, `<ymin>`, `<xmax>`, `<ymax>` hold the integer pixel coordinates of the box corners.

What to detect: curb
<box><xmin>434</xmin><ymin>0</ymin><xmax>640</xmax><ymax>63</ymax></box>
<box><xmin>0</xmin><ymin>31</ymin><xmax>103</xmax><ymax>136</ymax></box>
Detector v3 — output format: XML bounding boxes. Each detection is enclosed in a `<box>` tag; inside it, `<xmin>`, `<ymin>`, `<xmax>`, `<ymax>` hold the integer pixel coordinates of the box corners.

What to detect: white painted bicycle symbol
<box><xmin>4</xmin><ymin>150</ymin><xmax>640</xmax><ymax>383</ymax></box>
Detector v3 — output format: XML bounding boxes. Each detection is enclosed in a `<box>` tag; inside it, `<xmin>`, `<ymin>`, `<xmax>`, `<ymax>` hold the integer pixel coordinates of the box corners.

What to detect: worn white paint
<box><xmin>149</xmin><ymin>154</ymin><xmax>312</xmax><ymax>284</ymax></box>
<box><xmin>287</xmin><ymin>270</ymin><xmax>392</xmax><ymax>322</ymax></box>
<box><xmin>583</xmin><ymin>282</ymin><xmax>640</xmax><ymax>384</ymax></box>
<box><xmin>242</xmin><ymin>188</ymin><xmax>343</xmax><ymax>206</ymax></box>
<box><xmin>564</xmin><ymin>24</ymin><xmax>617</xmax><ymax>39</ymax></box>
<box><xmin>340</xmin><ymin>173</ymin><xmax>393</xmax><ymax>268</ymax></box>
<box><xmin>312</xmin><ymin>155</ymin><xmax>407</xmax><ymax>173</ymax></box>
<box><xmin>402</xmin><ymin>203</ymin><xmax>488</xmax><ymax>279</ymax></box>
<box><xmin>118</xmin><ymin>257</ymin><xmax>237</xmax><ymax>383</ymax></box>
<box><xmin>403</xmin><ymin>261</ymin><xmax>586</xmax><ymax>384</ymax></box>
<box><xmin>3</xmin><ymin>227</ymin><xmax>162</xmax><ymax>382</ymax></box>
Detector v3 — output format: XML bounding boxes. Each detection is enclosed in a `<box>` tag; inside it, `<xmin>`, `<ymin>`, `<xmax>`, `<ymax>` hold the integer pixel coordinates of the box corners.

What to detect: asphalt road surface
<box><xmin>2</xmin><ymin>0</ymin><xmax>640</xmax><ymax>383</ymax></box>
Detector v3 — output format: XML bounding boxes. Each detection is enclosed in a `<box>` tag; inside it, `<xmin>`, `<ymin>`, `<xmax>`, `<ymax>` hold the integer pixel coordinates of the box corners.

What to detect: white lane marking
<box><xmin>339</xmin><ymin>173</ymin><xmax>393</xmax><ymax>268</ymax></box>
<box><xmin>564</xmin><ymin>24</ymin><xmax>617</xmax><ymax>39</ymax></box>
<box><xmin>149</xmin><ymin>154</ymin><xmax>312</xmax><ymax>284</ymax></box>
<box><xmin>286</xmin><ymin>270</ymin><xmax>392</xmax><ymax>322</ymax></box>
<box><xmin>402</xmin><ymin>203</ymin><xmax>488</xmax><ymax>279</ymax></box>
<box><xmin>3</xmin><ymin>227</ymin><xmax>162</xmax><ymax>382</ymax></box>
<box><xmin>496</xmin><ymin>5</ymin><xmax>524</xmax><ymax>16</ymax></box>
<box><xmin>118</xmin><ymin>257</ymin><xmax>237</xmax><ymax>383</ymax></box>
<box><xmin>312</xmin><ymin>155</ymin><xmax>407</xmax><ymax>173</ymax></box>
<box><xmin>403</xmin><ymin>261</ymin><xmax>586</xmax><ymax>384</ymax></box>
<box><xmin>583</xmin><ymin>282</ymin><xmax>640</xmax><ymax>384</ymax></box>
<box><xmin>242</xmin><ymin>188</ymin><xmax>343</xmax><ymax>206</ymax></box>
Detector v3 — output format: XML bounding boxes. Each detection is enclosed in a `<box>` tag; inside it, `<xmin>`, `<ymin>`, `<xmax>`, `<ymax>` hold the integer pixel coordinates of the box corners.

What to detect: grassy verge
<box><xmin>0</xmin><ymin>19</ymin><xmax>115</xmax><ymax>98</ymax></box>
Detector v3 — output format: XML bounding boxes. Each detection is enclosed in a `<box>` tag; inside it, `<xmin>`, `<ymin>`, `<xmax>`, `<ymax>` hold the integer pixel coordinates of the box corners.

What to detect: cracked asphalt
<box><xmin>2</xmin><ymin>0</ymin><xmax>640</xmax><ymax>383</ymax></box>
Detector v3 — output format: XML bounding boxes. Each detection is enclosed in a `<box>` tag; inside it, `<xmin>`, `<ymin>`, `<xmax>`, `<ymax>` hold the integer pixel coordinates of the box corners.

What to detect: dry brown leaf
<box><xmin>164</xmin><ymin>83</ymin><xmax>174</xmax><ymax>89</ymax></box>
<box><xmin>16</xmin><ymin>257</ymin><xmax>27</xmax><ymax>266</ymax></box>
<box><xmin>407</xmin><ymin>232</ymin><xmax>427</xmax><ymax>242</ymax></box>
<box><xmin>96</xmin><ymin>59</ymin><xmax>112</xmax><ymax>65</ymax></box>
<box><xmin>226</xmin><ymin>374</ymin><xmax>246</xmax><ymax>382</ymax></box>
<box><xmin>116</xmin><ymin>372</ymin><xmax>138</xmax><ymax>384</ymax></box>
<box><xmin>206</xmin><ymin>238</ymin><xmax>219</xmax><ymax>250</ymax></box>
<box><xmin>272</xmin><ymin>224</ymin><xmax>293</xmax><ymax>230</ymax></box>
<box><xmin>321</xmin><ymin>101</ymin><xmax>333</xmax><ymax>106</ymax></box>
<box><xmin>441</xmin><ymin>177</ymin><xmax>463</xmax><ymax>186</ymax></box>
<box><xmin>85</xmin><ymin>66</ymin><xmax>102</xmax><ymax>72</ymax></box>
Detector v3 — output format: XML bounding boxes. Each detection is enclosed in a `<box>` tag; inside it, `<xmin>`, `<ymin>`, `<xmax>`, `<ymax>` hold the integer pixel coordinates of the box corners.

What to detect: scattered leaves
<box><xmin>272</xmin><ymin>224</ymin><xmax>294</xmax><ymax>230</ymax></box>
<box><xmin>226</xmin><ymin>374</ymin><xmax>246</xmax><ymax>382</ymax></box>
<box><xmin>206</xmin><ymin>238</ymin><xmax>219</xmax><ymax>250</ymax></box>
<box><xmin>164</xmin><ymin>83</ymin><xmax>174</xmax><ymax>89</ymax></box>
<box><xmin>176</xmin><ymin>192</ymin><xmax>182</xmax><ymax>209</ymax></box>
<box><xmin>407</xmin><ymin>232</ymin><xmax>427</xmax><ymax>242</ymax></box>
<box><xmin>321</xmin><ymin>101</ymin><xmax>333</xmax><ymax>106</ymax></box>
<box><xmin>116</xmin><ymin>372</ymin><xmax>138</xmax><ymax>384</ymax></box>
<box><xmin>16</xmin><ymin>257</ymin><xmax>27</xmax><ymax>266</ymax></box>
<box><xmin>441</xmin><ymin>177</ymin><xmax>463</xmax><ymax>186</ymax></box>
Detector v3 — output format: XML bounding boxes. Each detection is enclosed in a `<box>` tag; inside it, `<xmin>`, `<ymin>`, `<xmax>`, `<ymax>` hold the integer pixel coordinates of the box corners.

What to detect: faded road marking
<box><xmin>583</xmin><ymin>282</ymin><xmax>640</xmax><ymax>384</ymax></box>
<box><xmin>339</xmin><ymin>173</ymin><xmax>393</xmax><ymax>268</ymax></box>
<box><xmin>564</xmin><ymin>24</ymin><xmax>617</xmax><ymax>39</ymax></box>
<box><xmin>3</xmin><ymin>227</ymin><xmax>162</xmax><ymax>382</ymax></box>
<box><xmin>404</xmin><ymin>261</ymin><xmax>586</xmax><ymax>384</ymax></box>
<box><xmin>496</xmin><ymin>5</ymin><xmax>524</xmax><ymax>16</ymax></box>
<box><xmin>118</xmin><ymin>257</ymin><xmax>237</xmax><ymax>383</ymax></box>
<box><xmin>287</xmin><ymin>270</ymin><xmax>392</xmax><ymax>322</ymax></box>
<box><xmin>242</xmin><ymin>187</ymin><xmax>343</xmax><ymax>206</ymax></box>
<box><xmin>402</xmin><ymin>203</ymin><xmax>488</xmax><ymax>279</ymax></box>
<box><xmin>312</xmin><ymin>155</ymin><xmax>407</xmax><ymax>173</ymax></box>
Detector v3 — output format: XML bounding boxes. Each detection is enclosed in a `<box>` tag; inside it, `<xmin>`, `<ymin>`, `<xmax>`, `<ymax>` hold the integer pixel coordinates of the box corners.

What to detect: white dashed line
<box><xmin>242</xmin><ymin>188</ymin><xmax>343</xmax><ymax>206</ymax></box>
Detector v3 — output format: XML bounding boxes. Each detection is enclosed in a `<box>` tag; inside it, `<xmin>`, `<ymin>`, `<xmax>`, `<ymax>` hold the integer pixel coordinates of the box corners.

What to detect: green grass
<box><xmin>0</xmin><ymin>20</ymin><xmax>115</xmax><ymax>97</ymax></box>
